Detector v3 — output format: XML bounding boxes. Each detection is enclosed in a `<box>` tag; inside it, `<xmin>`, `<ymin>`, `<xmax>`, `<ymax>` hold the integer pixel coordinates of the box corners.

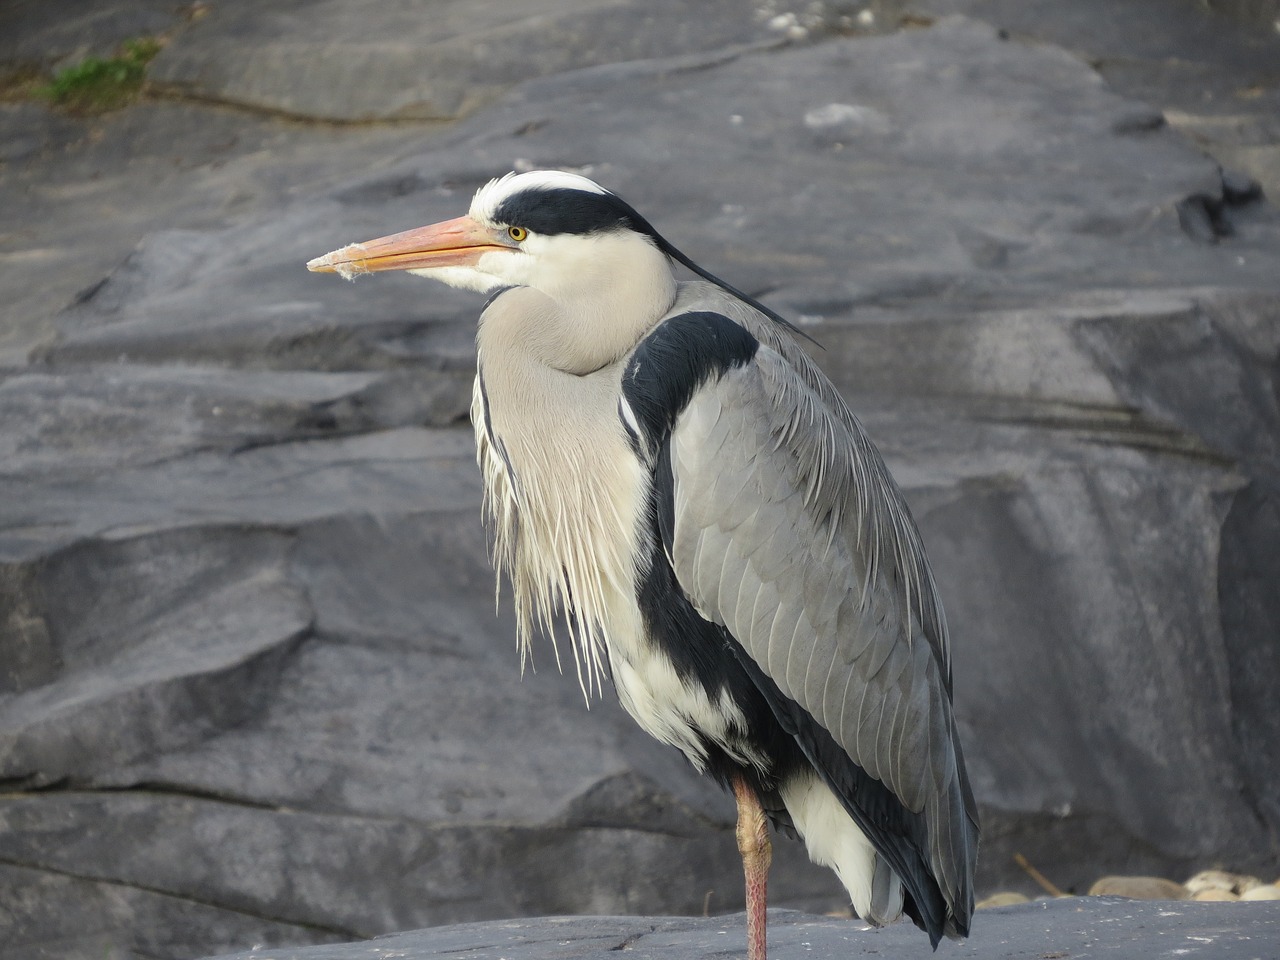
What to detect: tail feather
<box><xmin>865</xmin><ymin>854</ymin><xmax>905</xmax><ymax>927</ymax></box>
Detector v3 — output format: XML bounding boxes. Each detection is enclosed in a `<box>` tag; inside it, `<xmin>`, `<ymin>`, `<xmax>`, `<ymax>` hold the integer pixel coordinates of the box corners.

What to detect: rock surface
<box><xmin>193</xmin><ymin>900</ymin><xmax>1280</xmax><ymax>960</ymax></box>
<box><xmin>2</xmin><ymin>2</ymin><xmax>1280</xmax><ymax>960</ymax></box>
<box><xmin>144</xmin><ymin>0</ymin><xmax>787</xmax><ymax>122</ymax></box>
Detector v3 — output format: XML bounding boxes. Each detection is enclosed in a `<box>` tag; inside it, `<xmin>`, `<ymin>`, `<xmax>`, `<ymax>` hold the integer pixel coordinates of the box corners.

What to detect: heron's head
<box><xmin>307</xmin><ymin>170</ymin><xmax>670</xmax><ymax>298</ymax></box>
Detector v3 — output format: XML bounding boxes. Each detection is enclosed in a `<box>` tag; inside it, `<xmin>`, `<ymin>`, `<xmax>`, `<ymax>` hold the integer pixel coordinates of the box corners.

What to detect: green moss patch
<box><xmin>40</xmin><ymin>37</ymin><xmax>163</xmax><ymax>114</ymax></box>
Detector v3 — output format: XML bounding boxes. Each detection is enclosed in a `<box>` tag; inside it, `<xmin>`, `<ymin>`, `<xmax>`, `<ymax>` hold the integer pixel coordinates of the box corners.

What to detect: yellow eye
<box><xmin>507</xmin><ymin>225</ymin><xmax>528</xmax><ymax>242</ymax></box>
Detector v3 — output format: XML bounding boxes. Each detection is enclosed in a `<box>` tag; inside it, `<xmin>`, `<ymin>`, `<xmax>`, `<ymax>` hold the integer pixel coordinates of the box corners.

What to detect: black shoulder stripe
<box><xmin>621</xmin><ymin>311</ymin><xmax>759</xmax><ymax>451</ymax></box>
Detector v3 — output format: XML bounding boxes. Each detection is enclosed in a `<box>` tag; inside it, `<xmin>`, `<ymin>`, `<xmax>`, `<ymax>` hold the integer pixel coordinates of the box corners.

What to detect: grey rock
<box><xmin>146</xmin><ymin>0</ymin><xmax>787</xmax><ymax>122</ymax></box>
<box><xmin>0</xmin><ymin>526</ymin><xmax>309</xmax><ymax>782</ymax></box>
<box><xmin>0</xmin><ymin>863</ymin><xmax>349</xmax><ymax>960</ymax></box>
<box><xmin>2</xmin><ymin>3</ymin><xmax>1280</xmax><ymax>960</ymax></box>
<box><xmin>900</xmin><ymin>0</ymin><xmax>1280</xmax><ymax>196</ymax></box>
<box><xmin>193</xmin><ymin>901</ymin><xmax>1280</xmax><ymax>960</ymax></box>
<box><xmin>0</xmin><ymin>0</ymin><xmax>182</xmax><ymax>68</ymax></box>
<box><xmin>0</xmin><ymin>97</ymin><xmax>433</xmax><ymax>366</ymax></box>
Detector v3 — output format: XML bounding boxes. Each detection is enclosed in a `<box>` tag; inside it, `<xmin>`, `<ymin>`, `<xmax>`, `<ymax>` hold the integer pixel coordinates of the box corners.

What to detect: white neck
<box><xmin>485</xmin><ymin>230</ymin><xmax>677</xmax><ymax>375</ymax></box>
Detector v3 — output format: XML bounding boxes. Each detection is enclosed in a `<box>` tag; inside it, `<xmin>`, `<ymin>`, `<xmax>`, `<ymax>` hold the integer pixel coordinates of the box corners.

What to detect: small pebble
<box><xmin>1240</xmin><ymin>885</ymin><xmax>1280</xmax><ymax>901</ymax></box>
<box><xmin>1088</xmin><ymin>876</ymin><xmax>1188</xmax><ymax>900</ymax></box>
<box><xmin>1192</xmin><ymin>888</ymin><xmax>1239</xmax><ymax>902</ymax></box>
<box><xmin>977</xmin><ymin>891</ymin><xmax>1030</xmax><ymax>909</ymax></box>
<box><xmin>1185</xmin><ymin>870</ymin><xmax>1260</xmax><ymax>896</ymax></box>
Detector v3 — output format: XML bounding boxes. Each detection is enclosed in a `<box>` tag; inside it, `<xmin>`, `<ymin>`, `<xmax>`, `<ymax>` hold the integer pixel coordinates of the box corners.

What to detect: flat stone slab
<box><xmin>199</xmin><ymin>900</ymin><xmax>1280</xmax><ymax>960</ymax></box>
<box><xmin>4</xmin><ymin>5</ymin><xmax>1280</xmax><ymax>960</ymax></box>
<box><xmin>146</xmin><ymin>0</ymin><xmax>785</xmax><ymax>122</ymax></box>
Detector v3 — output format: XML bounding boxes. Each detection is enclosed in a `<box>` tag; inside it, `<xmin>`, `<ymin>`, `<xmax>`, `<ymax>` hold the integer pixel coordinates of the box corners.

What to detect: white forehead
<box><xmin>469</xmin><ymin>170</ymin><xmax>609</xmax><ymax>223</ymax></box>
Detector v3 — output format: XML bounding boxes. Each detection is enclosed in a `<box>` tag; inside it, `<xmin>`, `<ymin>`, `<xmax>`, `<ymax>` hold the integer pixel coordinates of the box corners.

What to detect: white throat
<box><xmin>492</xmin><ymin>230</ymin><xmax>677</xmax><ymax>374</ymax></box>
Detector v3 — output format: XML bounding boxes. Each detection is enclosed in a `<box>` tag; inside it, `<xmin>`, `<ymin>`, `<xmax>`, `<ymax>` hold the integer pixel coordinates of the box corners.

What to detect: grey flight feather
<box><xmin>661</xmin><ymin>283</ymin><xmax>978</xmax><ymax>929</ymax></box>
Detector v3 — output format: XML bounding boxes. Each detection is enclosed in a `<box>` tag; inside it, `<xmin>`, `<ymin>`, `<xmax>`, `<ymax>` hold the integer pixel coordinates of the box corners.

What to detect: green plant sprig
<box><xmin>40</xmin><ymin>37</ymin><xmax>163</xmax><ymax>114</ymax></box>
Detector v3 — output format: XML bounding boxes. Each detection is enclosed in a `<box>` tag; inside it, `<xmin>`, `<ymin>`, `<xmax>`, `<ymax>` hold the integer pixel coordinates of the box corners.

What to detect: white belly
<box><xmin>603</xmin><ymin>594</ymin><xmax>764</xmax><ymax>774</ymax></box>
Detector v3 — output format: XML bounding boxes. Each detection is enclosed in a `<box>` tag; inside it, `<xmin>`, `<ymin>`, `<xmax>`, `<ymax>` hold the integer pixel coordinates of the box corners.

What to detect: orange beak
<box><xmin>306</xmin><ymin>215</ymin><xmax>513</xmax><ymax>277</ymax></box>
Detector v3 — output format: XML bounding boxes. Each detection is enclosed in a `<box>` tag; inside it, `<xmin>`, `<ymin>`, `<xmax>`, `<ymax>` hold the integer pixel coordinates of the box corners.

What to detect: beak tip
<box><xmin>307</xmin><ymin>242</ymin><xmax>370</xmax><ymax>280</ymax></box>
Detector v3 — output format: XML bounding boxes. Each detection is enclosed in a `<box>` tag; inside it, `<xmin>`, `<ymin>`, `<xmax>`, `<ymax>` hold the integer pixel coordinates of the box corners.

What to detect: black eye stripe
<box><xmin>492</xmin><ymin>188</ymin><xmax>654</xmax><ymax>237</ymax></box>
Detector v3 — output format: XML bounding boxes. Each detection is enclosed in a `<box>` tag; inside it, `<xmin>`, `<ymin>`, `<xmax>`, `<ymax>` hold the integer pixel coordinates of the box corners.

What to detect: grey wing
<box><xmin>666</xmin><ymin>336</ymin><xmax>978</xmax><ymax>925</ymax></box>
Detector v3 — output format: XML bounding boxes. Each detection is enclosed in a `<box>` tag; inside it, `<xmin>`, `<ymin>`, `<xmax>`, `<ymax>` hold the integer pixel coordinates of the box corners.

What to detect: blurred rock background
<box><xmin>1</xmin><ymin>2</ymin><xmax>1279</xmax><ymax>959</ymax></box>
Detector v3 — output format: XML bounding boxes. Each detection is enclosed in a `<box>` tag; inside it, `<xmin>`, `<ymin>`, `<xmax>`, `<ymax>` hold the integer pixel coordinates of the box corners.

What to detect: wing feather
<box><xmin>659</xmin><ymin>288</ymin><xmax>976</xmax><ymax>933</ymax></box>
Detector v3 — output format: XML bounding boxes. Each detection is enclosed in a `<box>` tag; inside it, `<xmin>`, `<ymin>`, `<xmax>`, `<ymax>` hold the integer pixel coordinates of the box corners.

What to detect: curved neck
<box><xmin>482</xmin><ymin>232</ymin><xmax>677</xmax><ymax>375</ymax></box>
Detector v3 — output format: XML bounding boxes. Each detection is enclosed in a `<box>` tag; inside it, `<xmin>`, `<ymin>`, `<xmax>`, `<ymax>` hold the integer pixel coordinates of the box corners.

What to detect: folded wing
<box><xmin>655</xmin><ymin>294</ymin><xmax>978</xmax><ymax>936</ymax></box>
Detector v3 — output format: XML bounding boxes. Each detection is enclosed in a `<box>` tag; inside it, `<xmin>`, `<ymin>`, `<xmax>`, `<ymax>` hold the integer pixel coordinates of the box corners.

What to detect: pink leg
<box><xmin>732</xmin><ymin>772</ymin><xmax>772</xmax><ymax>960</ymax></box>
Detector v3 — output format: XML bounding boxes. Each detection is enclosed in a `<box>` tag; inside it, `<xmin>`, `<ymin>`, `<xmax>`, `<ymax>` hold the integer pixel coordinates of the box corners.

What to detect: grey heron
<box><xmin>308</xmin><ymin>170</ymin><xmax>979</xmax><ymax>958</ymax></box>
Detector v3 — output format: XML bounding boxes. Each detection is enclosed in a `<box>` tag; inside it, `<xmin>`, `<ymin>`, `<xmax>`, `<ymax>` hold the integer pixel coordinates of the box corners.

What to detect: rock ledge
<box><xmin>198</xmin><ymin>900</ymin><xmax>1280</xmax><ymax>960</ymax></box>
